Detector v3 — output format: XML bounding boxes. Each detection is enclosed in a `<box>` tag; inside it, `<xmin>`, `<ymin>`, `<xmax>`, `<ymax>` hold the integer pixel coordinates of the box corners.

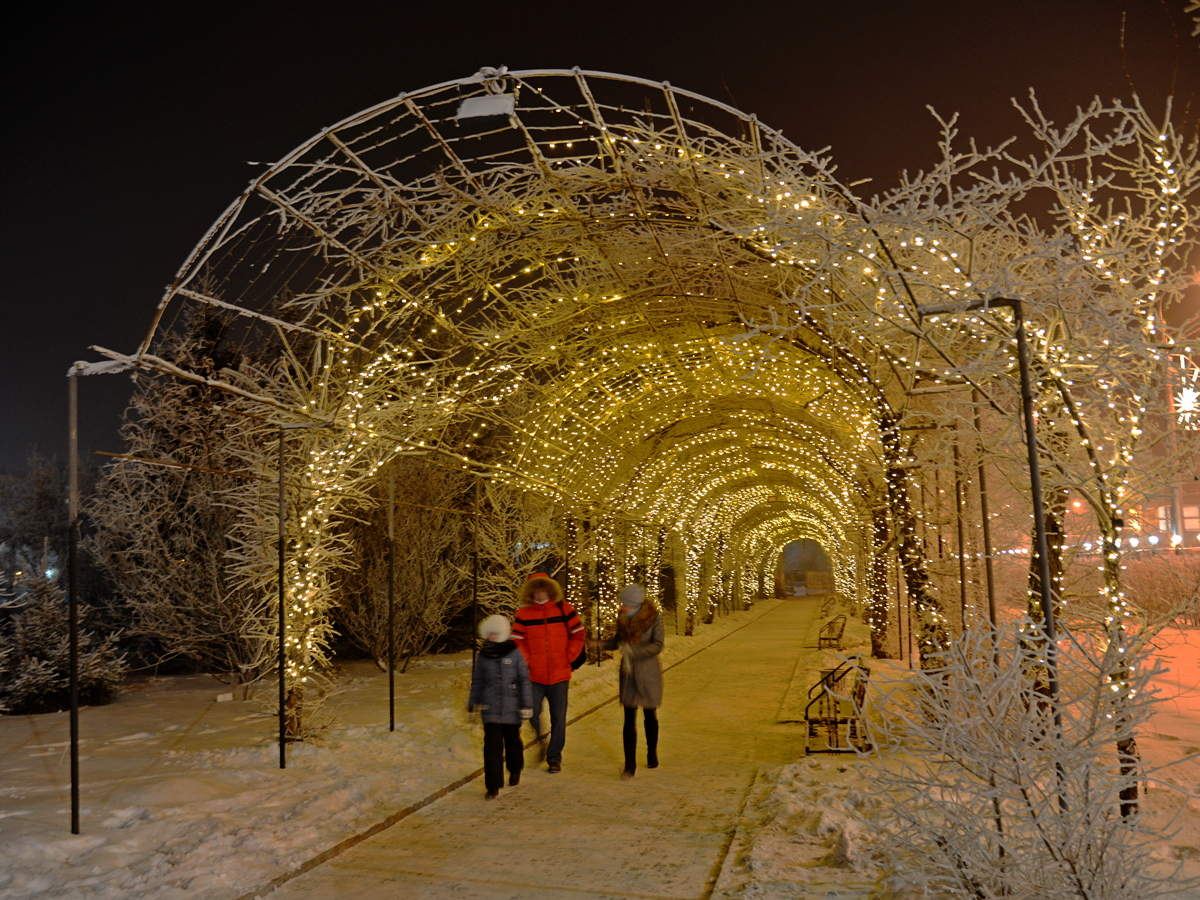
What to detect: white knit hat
<box><xmin>478</xmin><ymin>613</ymin><xmax>512</xmax><ymax>642</ymax></box>
<box><xmin>619</xmin><ymin>584</ymin><xmax>645</xmax><ymax>608</ymax></box>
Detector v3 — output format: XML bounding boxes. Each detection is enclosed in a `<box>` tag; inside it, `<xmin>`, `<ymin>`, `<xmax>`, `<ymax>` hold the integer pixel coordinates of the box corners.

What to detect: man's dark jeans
<box><xmin>529</xmin><ymin>680</ymin><xmax>569</xmax><ymax>765</ymax></box>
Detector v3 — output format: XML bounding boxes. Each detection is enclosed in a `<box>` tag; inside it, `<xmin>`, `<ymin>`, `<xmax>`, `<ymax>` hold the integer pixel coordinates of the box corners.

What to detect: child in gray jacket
<box><xmin>469</xmin><ymin>614</ymin><xmax>533</xmax><ymax>798</ymax></box>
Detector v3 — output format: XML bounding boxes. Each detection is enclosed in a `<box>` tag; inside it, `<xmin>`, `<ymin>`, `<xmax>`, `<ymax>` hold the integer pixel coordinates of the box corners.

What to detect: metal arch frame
<box><xmin>132</xmin><ymin>67</ymin><xmax>805</xmax><ymax>364</ymax></box>
<box><xmin>88</xmin><ymin>66</ymin><xmax>962</xmax><ymax>694</ymax></box>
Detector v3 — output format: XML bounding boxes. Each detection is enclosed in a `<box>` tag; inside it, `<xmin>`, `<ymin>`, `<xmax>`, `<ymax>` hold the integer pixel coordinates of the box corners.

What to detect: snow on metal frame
<box><xmin>135</xmin><ymin>68</ymin><xmax>788</xmax><ymax>359</ymax></box>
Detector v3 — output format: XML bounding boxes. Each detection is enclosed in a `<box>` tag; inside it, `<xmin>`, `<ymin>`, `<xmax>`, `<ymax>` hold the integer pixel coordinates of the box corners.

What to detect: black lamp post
<box><xmin>916</xmin><ymin>298</ymin><xmax>1060</xmax><ymax>691</ymax></box>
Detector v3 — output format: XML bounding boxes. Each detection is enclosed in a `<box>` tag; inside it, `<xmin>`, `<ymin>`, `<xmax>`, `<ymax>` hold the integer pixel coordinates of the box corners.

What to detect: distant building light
<box><xmin>1172</xmin><ymin>533</ymin><xmax>1184</xmax><ymax>546</ymax></box>
<box><xmin>1083</xmin><ymin>542</ymin><xmax>1093</xmax><ymax>551</ymax></box>
<box><xmin>44</xmin><ymin>568</ymin><xmax>59</xmax><ymax>579</ymax></box>
<box><xmin>1129</xmin><ymin>537</ymin><xmax>1140</xmax><ymax>548</ymax></box>
<box><xmin>1148</xmin><ymin>535</ymin><xmax>1160</xmax><ymax>546</ymax></box>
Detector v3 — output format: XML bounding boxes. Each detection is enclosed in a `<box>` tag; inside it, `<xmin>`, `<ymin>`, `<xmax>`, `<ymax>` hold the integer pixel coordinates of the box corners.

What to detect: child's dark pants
<box><xmin>483</xmin><ymin>722</ymin><xmax>524</xmax><ymax>792</ymax></box>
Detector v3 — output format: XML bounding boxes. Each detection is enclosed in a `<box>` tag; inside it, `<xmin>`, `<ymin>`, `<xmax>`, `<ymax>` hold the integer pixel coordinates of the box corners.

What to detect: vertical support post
<box><xmin>67</xmin><ymin>370</ymin><xmax>81</xmax><ymax>834</ymax></box>
<box><xmin>953</xmin><ymin>432</ymin><xmax>967</xmax><ymax>632</ymax></box>
<box><xmin>894</xmin><ymin>543</ymin><xmax>904</xmax><ymax>663</ymax></box>
<box><xmin>277</xmin><ymin>427</ymin><xmax>287</xmax><ymax>769</ymax></box>
<box><xmin>563</xmin><ymin>515</ymin><xmax>571</xmax><ymax>603</ymax></box>
<box><xmin>470</xmin><ymin>486</ymin><xmax>479</xmax><ymax>674</ymax></box>
<box><xmin>918</xmin><ymin>481</ymin><xmax>929</xmax><ymax>554</ymax></box>
<box><xmin>1011</xmin><ymin>301</ymin><xmax>1067</xmax><ymax>812</ymax></box>
<box><xmin>905</xmin><ymin>577</ymin><xmax>913</xmax><ymax>667</ymax></box>
<box><xmin>973</xmin><ymin>392</ymin><xmax>997</xmax><ymax>628</ymax></box>
<box><xmin>932</xmin><ymin>467</ymin><xmax>945</xmax><ymax>559</ymax></box>
<box><xmin>1012</xmin><ymin>304</ymin><xmax>1061</xmax><ymax>669</ymax></box>
<box><xmin>386</xmin><ymin>474</ymin><xmax>396</xmax><ymax>732</ymax></box>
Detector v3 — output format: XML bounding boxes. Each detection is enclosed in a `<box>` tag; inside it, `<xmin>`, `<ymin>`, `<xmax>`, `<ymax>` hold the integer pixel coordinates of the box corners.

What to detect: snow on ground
<box><xmin>0</xmin><ymin>601</ymin><xmax>780</xmax><ymax>899</ymax></box>
<box><xmin>713</xmin><ymin>602</ymin><xmax>880</xmax><ymax>899</ymax></box>
<box><xmin>724</xmin><ymin>618</ymin><xmax>1200</xmax><ymax>899</ymax></box>
<box><xmin>717</xmin><ymin>757</ymin><xmax>878</xmax><ymax>899</ymax></box>
<box><xmin>8</xmin><ymin>601</ymin><xmax>1200</xmax><ymax>899</ymax></box>
<box><xmin>1137</xmin><ymin>626</ymin><xmax>1200</xmax><ymax>880</ymax></box>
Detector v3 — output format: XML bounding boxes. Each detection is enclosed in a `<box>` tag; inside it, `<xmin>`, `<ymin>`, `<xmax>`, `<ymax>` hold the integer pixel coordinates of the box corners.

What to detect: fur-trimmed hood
<box><xmin>518</xmin><ymin>573</ymin><xmax>563</xmax><ymax>606</ymax></box>
<box><xmin>617</xmin><ymin>600</ymin><xmax>659</xmax><ymax>643</ymax></box>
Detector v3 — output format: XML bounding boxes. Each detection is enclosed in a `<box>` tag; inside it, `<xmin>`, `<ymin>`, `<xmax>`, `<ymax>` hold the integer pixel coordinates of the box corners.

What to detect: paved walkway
<box><xmin>273</xmin><ymin>598</ymin><xmax>823</xmax><ymax>899</ymax></box>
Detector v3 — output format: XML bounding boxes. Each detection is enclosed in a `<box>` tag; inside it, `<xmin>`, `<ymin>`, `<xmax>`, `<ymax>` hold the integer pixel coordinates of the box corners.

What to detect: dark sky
<box><xmin>3</xmin><ymin>0</ymin><xmax>1198</xmax><ymax>471</ymax></box>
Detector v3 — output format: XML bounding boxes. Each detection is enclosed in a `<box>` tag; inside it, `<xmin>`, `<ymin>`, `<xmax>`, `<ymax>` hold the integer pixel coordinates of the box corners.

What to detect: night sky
<box><xmin>3</xmin><ymin>0</ymin><xmax>1198</xmax><ymax>471</ymax></box>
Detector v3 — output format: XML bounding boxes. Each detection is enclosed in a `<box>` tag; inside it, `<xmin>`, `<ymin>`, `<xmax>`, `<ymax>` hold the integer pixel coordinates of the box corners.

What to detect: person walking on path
<box><xmin>468</xmin><ymin>614</ymin><xmax>533</xmax><ymax>799</ymax></box>
<box><xmin>512</xmin><ymin>572</ymin><xmax>585</xmax><ymax>773</ymax></box>
<box><xmin>591</xmin><ymin>584</ymin><xmax>664</xmax><ymax>778</ymax></box>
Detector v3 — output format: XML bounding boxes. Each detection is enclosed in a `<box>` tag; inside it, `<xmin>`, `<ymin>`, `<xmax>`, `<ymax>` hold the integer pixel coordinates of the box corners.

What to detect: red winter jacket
<box><xmin>512</xmin><ymin>600</ymin><xmax>585</xmax><ymax>685</ymax></box>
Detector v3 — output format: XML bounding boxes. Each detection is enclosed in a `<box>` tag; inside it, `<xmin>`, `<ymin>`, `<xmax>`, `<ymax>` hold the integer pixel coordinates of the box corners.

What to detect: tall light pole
<box><xmin>916</xmin><ymin>298</ymin><xmax>1060</xmax><ymax>693</ymax></box>
<box><xmin>63</xmin><ymin>357</ymin><xmax>134</xmax><ymax>833</ymax></box>
<box><xmin>276</xmin><ymin>421</ymin><xmax>335</xmax><ymax>769</ymax></box>
<box><xmin>386</xmin><ymin>473</ymin><xmax>396</xmax><ymax>733</ymax></box>
<box><xmin>67</xmin><ymin>368</ymin><xmax>81</xmax><ymax>834</ymax></box>
<box><xmin>973</xmin><ymin>391</ymin><xmax>998</xmax><ymax>628</ymax></box>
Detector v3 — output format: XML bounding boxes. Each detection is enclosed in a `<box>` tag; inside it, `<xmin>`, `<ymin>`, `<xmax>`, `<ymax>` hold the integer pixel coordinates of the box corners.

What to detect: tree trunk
<box><xmin>869</xmin><ymin>505</ymin><xmax>892</xmax><ymax>658</ymax></box>
<box><xmin>879</xmin><ymin>410</ymin><xmax>948</xmax><ymax>667</ymax></box>
<box><xmin>285</xmin><ymin>687</ymin><xmax>303</xmax><ymax>741</ymax></box>
<box><xmin>1101</xmin><ymin>527</ymin><xmax>1139</xmax><ymax>818</ymax></box>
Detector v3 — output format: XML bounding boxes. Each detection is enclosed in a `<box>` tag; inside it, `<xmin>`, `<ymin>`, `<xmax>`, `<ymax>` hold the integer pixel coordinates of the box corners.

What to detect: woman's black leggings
<box><xmin>622</xmin><ymin>705</ymin><xmax>659</xmax><ymax>773</ymax></box>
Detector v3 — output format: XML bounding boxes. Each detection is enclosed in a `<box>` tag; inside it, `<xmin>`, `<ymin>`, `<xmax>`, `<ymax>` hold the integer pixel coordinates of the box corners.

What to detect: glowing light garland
<box><xmin>116</xmin><ymin>70</ymin><xmax>1198</xmax><ymax>717</ymax></box>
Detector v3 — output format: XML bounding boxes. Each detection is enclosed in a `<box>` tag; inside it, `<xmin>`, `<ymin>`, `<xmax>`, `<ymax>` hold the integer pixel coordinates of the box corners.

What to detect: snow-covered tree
<box><xmin>335</xmin><ymin>455</ymin><xmax>471</xmax><ymax>669</ymax></box>
<box><xmin>0</xmin><ymin>578</ymin><xmax>126</xmax><ymax>714</ymax></box>
<box><xmin>857</xmin><ymin>623</ymin><xmax>1190</xmax><ymax>898</ymax></box>
<box><xmin>0</xmin><ymin>453</ymin><xmax>70</xmax><ymax>594</ymax></box>
<box><xmin>88</xmin><ymin>317</ymin><xmax>275</xmax><ymax>692</ymax></box>
<box><xmin>470</xmin><ymin>479</ymin><xmax>558</xmax><ymax>617</ymax></box>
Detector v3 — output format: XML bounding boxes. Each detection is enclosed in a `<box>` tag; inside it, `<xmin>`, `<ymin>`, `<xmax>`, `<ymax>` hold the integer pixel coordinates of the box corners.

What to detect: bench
<box><xmin>818</xmin><ymin>614</ymin><xmax>846</xmax><ymax>650</ymax></box>
<box><xmin>804</xmin><ymin>657</ymin><xmax>871</xmax><ymax>754</ymax></box>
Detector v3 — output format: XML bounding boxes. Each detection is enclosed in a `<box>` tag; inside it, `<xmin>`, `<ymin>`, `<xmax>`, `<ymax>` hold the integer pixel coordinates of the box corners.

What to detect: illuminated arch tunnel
<box><xmin>97</xmin><ymin>68</ymin><xmax>947</xmax><ymax>691</ymax></box>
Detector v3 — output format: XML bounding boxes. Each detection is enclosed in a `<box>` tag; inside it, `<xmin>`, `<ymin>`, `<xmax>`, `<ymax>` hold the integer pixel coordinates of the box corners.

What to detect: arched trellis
<box><xmin>84</xmin><ymin>67</ymin><xmax>1198</xmax><ymax>745</ymax></box>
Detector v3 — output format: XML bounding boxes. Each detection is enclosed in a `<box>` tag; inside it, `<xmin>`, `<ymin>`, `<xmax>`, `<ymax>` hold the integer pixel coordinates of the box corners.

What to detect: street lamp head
<box><xmin>915</xmin><ymin>297</ymin><xmax>1020</xmax><ymax>321</ymax></box>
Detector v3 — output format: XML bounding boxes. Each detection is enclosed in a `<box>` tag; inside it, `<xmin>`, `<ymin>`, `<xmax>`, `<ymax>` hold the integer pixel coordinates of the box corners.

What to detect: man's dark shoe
<box><xmin>547</xmin><ymin>761</ymin><xmax>561</xmax><ymax>773</ymax></box>
<box><xmin>647</xmin><ymin>751</ymin><xmax>659</xmax><ymax>769</ymax></box>
<box><xmin>508</xmin><ymin>772</ymin><xmax>521</xmax><ymax>787</ymax></box>
<box><xmin>485</xmin><ymin>790</ymin><xmax>499</xmax><ymax>800</ymax></box>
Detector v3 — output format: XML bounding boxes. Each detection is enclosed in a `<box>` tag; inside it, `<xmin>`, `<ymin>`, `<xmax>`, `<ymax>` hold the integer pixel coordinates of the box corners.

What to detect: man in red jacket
<box><xmin>512</xmin><ymin>572</ymin><xmax>584</xmax><ymax>773</ymax></box>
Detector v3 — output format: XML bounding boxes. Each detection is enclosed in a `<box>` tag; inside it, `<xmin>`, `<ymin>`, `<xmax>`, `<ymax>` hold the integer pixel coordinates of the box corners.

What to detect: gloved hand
<box><xmin>519</xmin><ymin>708</ymin><xmax>532</xmax><ymax>719</ymax></box>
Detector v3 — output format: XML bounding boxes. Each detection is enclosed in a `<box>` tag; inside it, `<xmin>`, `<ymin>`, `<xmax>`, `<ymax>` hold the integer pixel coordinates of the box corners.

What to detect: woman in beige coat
<box><xmin>592</xmin><ymin>584</ymin><xmax>664</xmax><ymax>777</ymax></box>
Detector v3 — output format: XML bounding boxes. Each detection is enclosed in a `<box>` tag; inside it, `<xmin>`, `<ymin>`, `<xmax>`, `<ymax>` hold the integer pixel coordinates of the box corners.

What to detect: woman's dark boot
<box><xmin>645</xmin><ymin>708</ymin><xmax>660</xmax><ymax>768</ymax></box>
<box><xmin>622</xmin><ymin>706</ymin><xmax>637</xmax><ymax>776</ymax></box>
